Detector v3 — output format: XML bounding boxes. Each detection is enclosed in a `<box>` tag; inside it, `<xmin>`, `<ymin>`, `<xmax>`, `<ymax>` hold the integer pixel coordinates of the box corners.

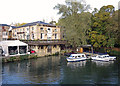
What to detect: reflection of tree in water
<box><xmin>3</xmin><ymin>56</ymin><xmax>61</xmax><ymax>84</ymax></box>
<box><xmin>61</xmin><ymin>60</ymin><xmax>118</xmax><ymax>84</ymax></box>
<box><xmin>2</xmin><ymin>56</ymin><xmax>119</xmax><ymax>84</ymax></box>
<box><xmin>91</xmin><ymin>60</ymin><xmax>118</xmax><ymax>84</ymax></box>
<box><xmin>27</xmin><ymin>56</ymin><xmax>61</xmax><ymax>84</ymax></box>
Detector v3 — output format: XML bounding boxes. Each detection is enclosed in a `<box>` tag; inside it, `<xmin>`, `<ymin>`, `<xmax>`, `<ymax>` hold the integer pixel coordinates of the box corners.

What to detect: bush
<box><xmin>54</xmin><ymin>52</ymin><xmax>59</xmax><ymax>56</ymax></box>
<box><xmin>19</xmin><ymin>55</ymin><xmax>29</xmax><ymax>60</ymax></box>
<box><xmin>7</xmin><ymin>57</ymin><xmax>16</xmax><ymax>62</ymax></box>
<box><xmin>109</xmin><ymin>50</ymin><xmax>120</xmax><ymax>56</ymax></box>
<box><xmin>31</xmin><ymin>55</ymin><xmax>38</xmax><ymax>59</ymax></box>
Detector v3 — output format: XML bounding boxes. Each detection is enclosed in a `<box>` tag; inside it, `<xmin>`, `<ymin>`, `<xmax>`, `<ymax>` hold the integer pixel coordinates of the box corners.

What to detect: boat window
<box><xmin>82</xmin><ymin>55</ymin><xmax>84</xmax><ymax>57</ymax></box>
<box><xmin>75</xmin><ymin>56</ymin><xmax>77</xmax><ymax>58</ymax></box>
<box><xmin>78</xmin><ymin>56</ymin><xmax>81</xmax><ymax>57</ymax></box>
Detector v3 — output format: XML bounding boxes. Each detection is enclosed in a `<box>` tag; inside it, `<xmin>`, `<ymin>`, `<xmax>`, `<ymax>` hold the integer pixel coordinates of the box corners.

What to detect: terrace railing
<box><xmin>21</xmin><ymin>40</ymin><xmax>67</xmax><ymax>45</ymax></box>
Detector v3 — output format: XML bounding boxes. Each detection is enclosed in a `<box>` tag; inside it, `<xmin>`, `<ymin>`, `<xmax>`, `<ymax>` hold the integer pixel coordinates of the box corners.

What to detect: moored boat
<box><xmin>91</xmin><ymin>55</ymin><xmax>109</xmax><ymax>62</ymax></box>
<box><xmin>100</xmin><ymin>54</ymin><xmax>116</xmax><ymax>61</ymax></box>
<box><xmin>91</xmin><ymin>54</ymin><xmax>116</xmax><ymax>61</ymax></box>
<box><xmin>66</xmin><ymin>53</ymin><xmax>87</xmax><ymax>62</ymax></box>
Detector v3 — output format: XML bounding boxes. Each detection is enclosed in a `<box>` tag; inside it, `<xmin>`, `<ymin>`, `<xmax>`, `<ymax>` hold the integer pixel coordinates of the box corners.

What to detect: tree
<box><xmin>14</xmin><ymin>23</ymin><xmax>27</xmax><ymax>26</ymax></box>
<box><xmin>54</xmin><ymin>0</ymin><xmax>90</xmax><ymax>18</ymax></box>
<box><xmin>89</xmin><ymin>5</ymin><xmax>119</xmax><ymax>48</ymax></box>
<box><xmin>49</xmin><ymin>20</ymin><xmax>56</xmax><ymax>25</ymax></box>
<box><xmin>54</xmin><ymin>0</ymin><xmax>91</xmax><ymax>49</ymax></box>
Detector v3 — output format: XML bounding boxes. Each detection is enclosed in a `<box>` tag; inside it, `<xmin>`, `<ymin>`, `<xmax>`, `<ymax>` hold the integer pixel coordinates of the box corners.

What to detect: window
<box><xmin>41</xmin><ymin>46</ymin><xmax>44</xmax><ymax>49</ymax></box>
<box><xmin>23</xmin><ymin>34</ymin><xmax>25</xmax><ymax>39</ymax></box>
<box><xmin>32</xmin><ymin>27</ymin><xmax>33</xmax><ymax>30</ymax></box>
<box><xmin>20</xmin><ymin>35</ymin><xmax>22</xmax><ymax>39</ymax></box>
<box><xmin>55</xmin><ymin>33</ymin><xmax>57</xmax><ymax>39</ymax></box>
<box><xmin>54</xmin><ymin>29</ymin><xmax>57</xmax><ymax>32</ymax></box>
<box><xmin>47</xmin><ymin>28</ymin><xmax>52</xmax><ymax>33</ymax></box>
<box><xmin>48</xmin><ymin>28</ymin><xmax>50</xmax><ymax>30</ymax></box>
<box><xmin>8</xmin><ymin>46</ymin><xmax>18</xmax><ymax>55</ymax></box>
<box><xmin>41</xmin><ymin>33</ymin><xmax>43</xmax><ymax>39</ymax></box>
<box><xmin>32</xmin><ymin>33</ymin><xmax>34</xmax><ymax>40</ymax></box>
<box><xmin>54</xmin><ymin>45</ymin><xmax>57</xmax><ymax>48</ymax></box>
<box><xmin>19</xmin><ymin>46</ymin><xmax>27</xmax><ymax>54</ymax></box>
<box><xmin>47</xmin><ymin>37</ymin><xmax>51</xmax><ymax>40</ymax></box>
<box><xmin>27</xmin><ymin>35</ymin><xmax>29</xmax><ymax>40</ymax></box>
<box><xmin>27</xmin><ymin>28</ymin><xmax>29</xmax><ymax>31</ymax></box>
<box><xmin>40</xmin><ymin>28</ymin><xmax>44</xmax><ymax>30</ymax></box>
<box><xmin>6</xmin><ymin>32</ymin><xmax>7</xmax><ymax>35</ymax></box>
<box><xmin>82</xmin><ymin>55</ymin><xmax>84</xmax><ymax>57</ymax></box>
<box><xmin>47</xmin><ymin>46</ymin><xmax>52</xmax><ymax>53</ymax></box>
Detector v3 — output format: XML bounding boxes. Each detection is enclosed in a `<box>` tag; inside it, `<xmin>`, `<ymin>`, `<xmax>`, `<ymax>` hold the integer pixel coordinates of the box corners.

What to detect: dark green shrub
<box><xmin>54</xmin><ymin>52</ymin><xmax>59</xmax><ymax>56</ymax></box>
<box><xmin>19</xmin><ymin>55</ymin><xmax>29</xmax><ymax>60</ymax></box>
<box><xmin>7</xmin><ymin>57</ymin><xmax>16</xmax><ymax>62</ymax></box>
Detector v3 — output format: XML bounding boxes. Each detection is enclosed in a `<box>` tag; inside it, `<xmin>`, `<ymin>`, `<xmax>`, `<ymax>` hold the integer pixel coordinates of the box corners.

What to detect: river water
<box><xmin>2</xmin><ymin>55</ymin><xmax>120</xmax><ymax>85</ymax></box>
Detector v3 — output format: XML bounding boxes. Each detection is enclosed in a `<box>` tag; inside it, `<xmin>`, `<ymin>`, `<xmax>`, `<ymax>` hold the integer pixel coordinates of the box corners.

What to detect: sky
<box><xmin>0</xmin><ymin>0</ymin><xmax>119</xmax><ymax>25</ymax></box>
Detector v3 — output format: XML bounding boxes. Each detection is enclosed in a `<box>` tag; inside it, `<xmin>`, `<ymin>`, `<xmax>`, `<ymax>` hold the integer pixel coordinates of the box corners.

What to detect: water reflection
<box><xmin>92</xmin><ymin>60</ymin><xmax>114</xmax><ymax>67</ymax></box>
<box><xmin>67</xmin><ymin>61</ymin><xmax>86</xmax><ymax>68</ymax></box>
<box><xmin>2</xmin><ymin>56</ymin><xmax>119</xmax><ymax>84</ymax></box>
<box><xmin>2</xmin><ymin>56</ymin><xmax>61</xmax><ymax>84</ymax></box>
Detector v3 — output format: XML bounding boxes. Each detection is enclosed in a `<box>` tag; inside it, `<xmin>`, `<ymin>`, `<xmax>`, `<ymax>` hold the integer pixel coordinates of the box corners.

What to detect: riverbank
<box><xmin>94</xmin><ymin>47</ymin><xmax>120</xmax><ymax>56</ymax></box>
<box><xmin>2</xmin><ymin>52</ymin><xmax>59</xmax><ymax>63</ymax></box>
<box><xmin>2</xmin><ymin>48</ymin><xmax>120</xmax><ymax>63</ymax></box>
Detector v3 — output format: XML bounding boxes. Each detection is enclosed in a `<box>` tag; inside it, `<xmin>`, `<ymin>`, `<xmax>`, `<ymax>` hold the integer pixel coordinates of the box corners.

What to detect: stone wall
<box><xmin>30</xmin><ymin>45</ymin><xmax>60</xmax><ymax>57</ymax></box>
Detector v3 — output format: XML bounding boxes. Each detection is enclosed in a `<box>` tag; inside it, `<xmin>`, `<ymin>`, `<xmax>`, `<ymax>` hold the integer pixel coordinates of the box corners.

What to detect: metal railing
<box><xmin>22</xmin><ymin>40</ymin><xmax>67</xmax><ymax>45</ymax></box>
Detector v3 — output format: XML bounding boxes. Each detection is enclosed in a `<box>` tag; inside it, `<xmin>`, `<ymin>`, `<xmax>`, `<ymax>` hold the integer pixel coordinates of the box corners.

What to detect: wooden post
<box><xmin>91</xmin><ymin>46</ymin><xmax>93</xmax><ymax>55</ymax></box>
<box><xmin>18</xmin><ymin>46</ymin><xmax>20</xmax><ymax>55</ymax></box>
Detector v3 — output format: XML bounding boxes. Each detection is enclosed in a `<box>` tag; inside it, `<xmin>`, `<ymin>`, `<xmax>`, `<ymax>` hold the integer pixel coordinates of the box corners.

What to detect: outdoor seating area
<box><xmin>0</xmin><ymin>40</ymin><xmax>28</xmax><ymax>56</ymax></box>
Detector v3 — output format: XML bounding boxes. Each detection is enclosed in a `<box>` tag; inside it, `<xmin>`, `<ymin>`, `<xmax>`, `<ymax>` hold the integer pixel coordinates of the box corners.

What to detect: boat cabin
<box><xmin>69</xmin><ymin>54</ymin><xmax>86</xmax><ymax>58</ymax></box>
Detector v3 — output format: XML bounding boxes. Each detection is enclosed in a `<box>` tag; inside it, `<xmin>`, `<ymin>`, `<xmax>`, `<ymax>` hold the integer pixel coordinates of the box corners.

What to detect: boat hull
<box><xmin>91</xmin><ymin>57</ymin><xmax>109</xmax><ymax>62</ymax></box>
<box><xmin>67</xmin><ymin>58</ymin><xmax>86</xmax><ymax>62</ymax></box>
<box><xmin>109</xmin><ymin>57</ymin><xmax>116</xmax><ymax>61</ymax></box>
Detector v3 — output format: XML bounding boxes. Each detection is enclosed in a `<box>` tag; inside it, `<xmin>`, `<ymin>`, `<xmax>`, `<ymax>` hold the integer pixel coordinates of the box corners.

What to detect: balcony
<box><xmin>21</xmin><ymin>40</ymin><xmax>67</xmax><ymax>45</ymax></box>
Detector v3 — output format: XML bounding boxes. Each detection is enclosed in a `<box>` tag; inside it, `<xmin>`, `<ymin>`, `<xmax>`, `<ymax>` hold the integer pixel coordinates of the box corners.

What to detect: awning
<box><xmin>0</xmin><ymin>40</ymin><xmax>28</xmax><ymax>47</ymax></box>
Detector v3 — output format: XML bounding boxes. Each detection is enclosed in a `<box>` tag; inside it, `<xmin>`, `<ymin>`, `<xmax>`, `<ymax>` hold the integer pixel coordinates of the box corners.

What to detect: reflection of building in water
<box><xmin>92</xmin><ymin>60</ymin><xmax>114</xmax><ymax>67</ymax></box>
<box><xmin>3</xmin><ymin>56</ymin><xmax>61</xmax><ymax>84</ymax></box>
<box><xmin>67</xmin><ymin>61</ymin><xmax>86</xmax><ymax>68</ymax></box>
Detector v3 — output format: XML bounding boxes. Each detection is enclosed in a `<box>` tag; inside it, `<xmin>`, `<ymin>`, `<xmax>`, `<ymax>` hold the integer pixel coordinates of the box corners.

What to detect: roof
<box><xmin>0</xmin><ymin>40</ymin><xmax>28</xmax><ymax>46</ymax></box>
<box><xmin>14</xmin><ymin>21</ymin><xmax>56</xmax><ymax>29</ymax></box>
<box><xmin>0</xmin><ymin>24</ymin><xmax>10</xmax><ymax>27</ymax></box>
<box><xmin>71</xmin><ymin>53</ymin><xmax>85</xmax><ymax>56</ymax></box>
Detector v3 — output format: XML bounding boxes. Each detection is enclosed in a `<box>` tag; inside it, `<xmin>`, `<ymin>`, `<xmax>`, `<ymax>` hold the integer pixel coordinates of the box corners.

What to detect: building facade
<box><xmin>11</xmin><ymin>21</ymin><xmax>66</xmax><ymax>56</ymax></box>
<box><xmin>0</xmin><ymin>24</ymin><xmax>10</xmax><ymax>41</ymax></box>
<box><xmin>12</xmin><ymin>21</ymin><xmax>61</xmax><ymax>40</ymax></box>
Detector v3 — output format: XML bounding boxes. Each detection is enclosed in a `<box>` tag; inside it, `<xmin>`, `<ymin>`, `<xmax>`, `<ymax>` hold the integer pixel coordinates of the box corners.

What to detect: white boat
<box><xmin>91</xmin><ymin>54</ymin><xmax>116</xmax><ymax>61</ymax></box>
<box><xmin>91</xmin><ymin>55</ymin><xmax>109</xmax><ymax>62</ymax></box>
<box><xmin>101</xmin><ymin>54</ymin><xmax>116</xmax><ymax>61</ymax></box>
<box><xmin>66</xmin><ymin>54</ymin><xmax>87</xmax><ymax>62</ymax></box>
